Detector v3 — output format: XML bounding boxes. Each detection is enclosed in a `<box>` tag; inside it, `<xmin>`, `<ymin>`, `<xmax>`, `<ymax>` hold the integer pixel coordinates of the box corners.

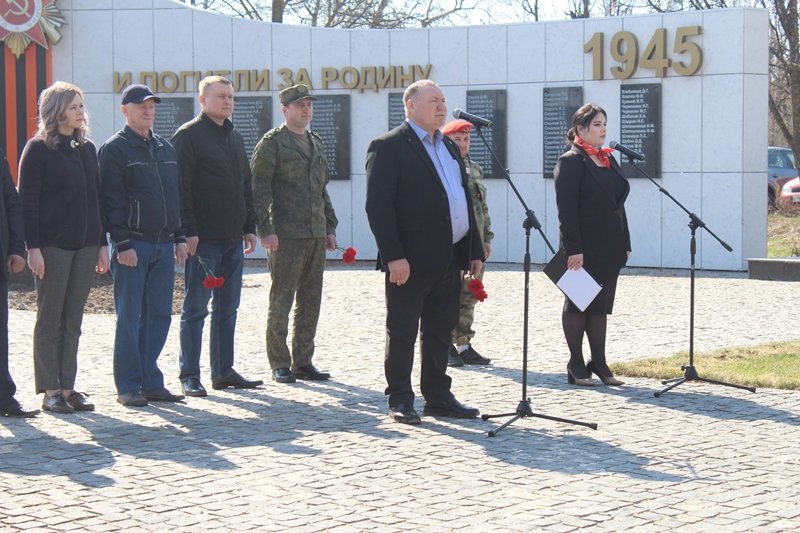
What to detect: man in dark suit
<box><xmin>0</xmin><ymin>149</ymin><xmax>39</xmax><ymax>417</ymax></box>
<box><xmin>365</xmin><ymin>79</ymin><xmax>484</xmax><ymax>425</ymax></box>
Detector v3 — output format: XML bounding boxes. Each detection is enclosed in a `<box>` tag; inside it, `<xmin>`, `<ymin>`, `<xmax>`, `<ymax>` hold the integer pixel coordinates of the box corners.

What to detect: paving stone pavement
<box><xmin>2</xmin><ymin>264</ymin><xmax>799</xmax><ymax>532</ymax></box>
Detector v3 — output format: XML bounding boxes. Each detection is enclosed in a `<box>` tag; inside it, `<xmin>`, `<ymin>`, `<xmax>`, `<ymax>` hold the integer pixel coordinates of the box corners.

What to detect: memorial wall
<box><xmin>7</xmin><ymin>1</ymin><xmax>768</xmax><ymax>270</ymax></box>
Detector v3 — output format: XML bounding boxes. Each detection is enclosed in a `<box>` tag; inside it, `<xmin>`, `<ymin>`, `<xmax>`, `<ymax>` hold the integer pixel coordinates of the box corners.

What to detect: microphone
<box><xmin>609</xmin><ymin>141</ymin><xmax>645</xmax><ymax>161</ymax></box>
<box><xmin>70</xmin><ymin>139</ymin><xmax>80</xmax><ymax>149</ymax></box>
<box><xmin>452</xmin><ymin>108</ymin><xmax>493</xmax><ymax>128</ymax></box>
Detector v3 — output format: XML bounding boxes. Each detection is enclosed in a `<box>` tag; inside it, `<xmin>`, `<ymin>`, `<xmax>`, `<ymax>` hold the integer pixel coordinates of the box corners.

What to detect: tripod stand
<box><xmin>472</xmin><ymin>125</ymin><xmax>597</xmax><ymax>436</ymax></box>
<box><xmin>621</xmin><ymin>157</ymin><xmax>756</xmax><ymax>397</ymax></box>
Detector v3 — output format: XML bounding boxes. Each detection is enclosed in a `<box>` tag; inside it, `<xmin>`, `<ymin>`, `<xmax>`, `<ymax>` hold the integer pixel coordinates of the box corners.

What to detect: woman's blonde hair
<box><xmin>37</xmin><ymin>81</ymin><xmax>89</xmax><ymax>149</ymax></box>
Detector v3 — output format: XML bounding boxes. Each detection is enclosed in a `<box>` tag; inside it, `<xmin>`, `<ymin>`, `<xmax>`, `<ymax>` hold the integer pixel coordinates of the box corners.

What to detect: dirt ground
<box><xmin>8</xmin><ymin>270</ymin><xmax>185</xmax><ymax>315</ymax></box>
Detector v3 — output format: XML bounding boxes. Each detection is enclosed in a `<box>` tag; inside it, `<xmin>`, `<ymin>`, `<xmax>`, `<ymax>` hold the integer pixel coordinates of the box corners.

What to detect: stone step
<box><xmin>747</xmin><ymin>257</ymin><xmax>800</xmax><ymax>281</ymax></box>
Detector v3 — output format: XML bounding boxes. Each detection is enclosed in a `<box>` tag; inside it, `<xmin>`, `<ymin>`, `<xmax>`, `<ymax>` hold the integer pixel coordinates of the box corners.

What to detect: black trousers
<box><xmin>384</xmin><ymin>259</ymin><xmax>461</xmax><ymax>407</ymax></box>
<box><xmin>0</xmin><ymin>280</ymin><xmax>17</xmax><ymax>403</ymax></box>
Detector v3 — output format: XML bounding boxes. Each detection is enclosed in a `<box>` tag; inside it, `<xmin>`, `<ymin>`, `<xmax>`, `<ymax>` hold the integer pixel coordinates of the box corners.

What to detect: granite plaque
<box><xmin>232</xmin><ymin>96</ymin><xmax>272</xmax><ymax>159</ymax></box>
<box><xmin>310</xmin><ymin>95</ymin><xmax>351</xmax><ymax>180</ymax></box>
<box><xmin>619</xmin><ymin>84</ymin><xmax>661</xmax><ymax>180</ymax></box>
<box><xmin>466</xmin><ymin>90</ymin><xmax>506</xmax><ymax>179</ymax></box>
<box><xmin>388</xmin><ymin>92</ymin><xmax>405</xmax><ymax>131</ymax></box>
<box><xmin>543</xmin><ymin>87</ymin><xmax>583</xmax><ymax>179</ymax></box>
<box><xmin>153</xmin><ymin>97</ymin><xmax>194</xmax><ymax>140</ymax></box>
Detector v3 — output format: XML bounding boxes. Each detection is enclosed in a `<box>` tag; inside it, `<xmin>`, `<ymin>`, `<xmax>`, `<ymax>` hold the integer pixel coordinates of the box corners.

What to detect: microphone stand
<box><xmin>620</xmin><ymin>156</ymin><xmax>756</xmax><ymax>397</ymax></box>
<box><xmin>473</xmin><ymin>125</ymin><xmax>597</xmax><ymax>436</ymax></box>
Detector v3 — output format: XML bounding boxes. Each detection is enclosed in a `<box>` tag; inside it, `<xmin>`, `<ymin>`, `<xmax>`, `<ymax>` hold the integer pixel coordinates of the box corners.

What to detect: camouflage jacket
<box><xmin>465</xmin><ymin>157</ymin><xmax>493</xmax><ymax>244</ymax></box>
<box><xmin>251</xmin><ymin>125</ymin><xmax>337</xmax><ymax>239</ymax></box>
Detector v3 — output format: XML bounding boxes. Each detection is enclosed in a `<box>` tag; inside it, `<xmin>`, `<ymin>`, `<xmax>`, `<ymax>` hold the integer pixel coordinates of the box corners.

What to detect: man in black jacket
<box><xmin>0</xmin><ymin>150</ymin><xmax>38</xmax><ymax>417</ymax></box>
<box><xmin>172</xmin><ymin>76</ymin><xmax>262</xmax><ymax>396</ymax></box>
<box><xmin>100</xmin><ymin>84</ymin><xmax>188</xmax><ymax>407</ymax></box>
<box><xmin>365</xmin><ymin>80</ymin><xmax>484</xmax><ymax>425</ymax></box>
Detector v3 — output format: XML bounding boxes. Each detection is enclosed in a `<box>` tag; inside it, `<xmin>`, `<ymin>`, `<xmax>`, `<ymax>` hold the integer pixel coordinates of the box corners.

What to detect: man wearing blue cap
<box><xmin>99</xmin><ymin>84</ymin><xmax>188</xmax><ymax>407</ymax></box>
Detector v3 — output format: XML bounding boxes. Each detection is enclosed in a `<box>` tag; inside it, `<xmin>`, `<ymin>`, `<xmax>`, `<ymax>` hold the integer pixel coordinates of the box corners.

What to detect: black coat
<box><xmin>365</xmin><ymin>121</ymin><xmax>484</xmax><ymax>272</ymax></box>
<box><xmin>17</xmin><ymin>136</ymin><xmax>106</xmax><ymax>250</ymax></box>
<box><xmin>0</xmin><ymin>150</ymin><xmax>25</xmax><ymax>282</ymax></box>
<box><xmin>172</xmin><ymin>113</ymin><xmax>256</xmax><ymax>243</ymax></box>
<box><xmin>554</xmin><ymin>145</ymin><xmax>631</xmax><ymax>273</ymax></box>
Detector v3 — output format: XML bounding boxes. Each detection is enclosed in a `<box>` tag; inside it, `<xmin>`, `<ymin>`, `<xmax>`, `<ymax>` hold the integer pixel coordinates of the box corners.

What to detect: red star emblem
<box><xmin>1</xmin><ymin>0</ymin><xmax>63</xmax><ymax>58</ymax></box>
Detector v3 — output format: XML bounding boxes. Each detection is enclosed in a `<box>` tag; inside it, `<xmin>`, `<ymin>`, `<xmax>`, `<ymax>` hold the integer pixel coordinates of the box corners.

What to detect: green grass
<box><xmin>610</xmin><ymin>340</ymin><xmax>800</xmax><ymax>390</ymax></box>
<box><xmin>768</xmin><ymin>209</ymin><xmax>800</xmax><ymax>257</ymax></box>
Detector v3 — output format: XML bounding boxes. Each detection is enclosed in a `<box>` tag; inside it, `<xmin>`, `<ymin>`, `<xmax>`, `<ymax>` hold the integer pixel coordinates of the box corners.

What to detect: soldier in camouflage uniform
<box><xmin>441</xmin><ymin>120</ymin><xmax>494</xmax><ymax>367</ymax></box>
<box><xmin>251</xmin><ymin>84</ymin><xmax>338</xmax><ymax>383</ymax></box>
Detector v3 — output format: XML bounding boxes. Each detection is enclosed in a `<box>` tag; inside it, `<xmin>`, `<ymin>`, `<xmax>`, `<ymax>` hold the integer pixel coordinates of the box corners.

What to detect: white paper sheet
<box><xmin>556</xmin><ymin>268</ymin><xmax>603</xmax><ymax>312</ymax></box>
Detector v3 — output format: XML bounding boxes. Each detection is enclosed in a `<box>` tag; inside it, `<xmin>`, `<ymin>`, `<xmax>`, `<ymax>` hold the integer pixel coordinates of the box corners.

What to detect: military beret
<box><xmin>441</xmin><ymin>119</ymin><xmax>473</xmax><ymax>135</ymax></box>
<box><xmin>280</xmin><ymin>84</ymin><xmax>317</xmax><ymax>106</ymax></box>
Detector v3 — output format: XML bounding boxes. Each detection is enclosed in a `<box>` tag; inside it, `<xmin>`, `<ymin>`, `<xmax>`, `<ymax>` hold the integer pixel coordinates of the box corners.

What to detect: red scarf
<box><xmin>574</xmin><ymin>136</ymin><xmax>614</xmax><ymax>168</ymax></box>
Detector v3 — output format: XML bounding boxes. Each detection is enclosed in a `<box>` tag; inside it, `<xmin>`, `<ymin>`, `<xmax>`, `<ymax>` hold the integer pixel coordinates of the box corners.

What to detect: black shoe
<box><xmin>211</xmin><ymin>370</ymin><xmax>264</xmax><ymax>390</ymax></box>
<box><xmin>567</xmin><ymin>363</ymin><xmax>595</xmax><ymax>387</ymax></box>
<box><xmin>0</xmin><ymin>398</ymin><xmax>39</xmax><ymax>418</ymax></box>
<box><xmin>272</xmin><ymin>368</ymin><xmax>296</xmax><ymax>383</ymax></box>
<box><xmin>586</xmin><ymin>360</ymin><xmax>625</xmax><ymax>386</ymax></box>
<box><xmin>448</xmin><ymin>345</ymin><xmax>464</xmax><ymax>367</ymax></box>
<box><xmin>181</xmin><ymin>378</ymin><xmax>208</xmax><ymax>397</ymax></box>
<box><xmin>42</xmin><ymin>393</ymin><xmax>74</xmax><ymax>414</ymax></box>
<box><xmin>141</xmin><ymin>387</ymin><xmax>185</xmax><ymax>402</ymax></box>
<box><xmin>460</xmin><ymin>346</ymin><xmax>491</xmax><ymax>365</ymax></box>
<box><xmin>117</xmin><ymin>391</ymin><xmax>149</xmax><ymax>407</ymax></box>
<box><xmin>293</xmin><ymin>364</ymin><xmax>331</xmax><ymax>381</ymax></box>
<box><xmin>423</xmin><ymin>398</ymin><xmax>480</xmax><ymax>419</ymax></box>
<box><xmin>388</xmin><ymin>402</ymin><xmax>421</xmax><ymax>425</ymax></box>
<box><xmin>65</xmin><ymin>391</ymin><xmax>95</xmax><ymax>412</ymax></box>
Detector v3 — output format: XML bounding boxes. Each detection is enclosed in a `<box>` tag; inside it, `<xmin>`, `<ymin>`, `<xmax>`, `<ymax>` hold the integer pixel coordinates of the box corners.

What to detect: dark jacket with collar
<box><xmin>17</xmin><ymin>136</ymin><xmax>106</xmax><ymax>251</ymax></box>
<box><xmin>0</xmin><ymin>150</ymin><xmax>25</xmax><ymax>282</ymax></box>
<box><xmin>554</xmin><ymin>144</ymin><xmax>631</xmax><ymax>273</ymax></box>
<box><xmin>99</xmin><ymin>125</ymin><xmax>186</xmax><ymax>252</ymax></box>
<box><xmin>365</xmin><ymin>121</ymin><xmax>484</xmax><ymax>272</ymax></box>
<box><xmin>172</xmin><ymin>113</ymin><xmax>256</xmax><ymax>243</ymax></box>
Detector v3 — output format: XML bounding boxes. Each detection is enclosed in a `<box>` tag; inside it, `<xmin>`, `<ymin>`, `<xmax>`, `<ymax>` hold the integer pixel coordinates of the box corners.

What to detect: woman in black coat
<box><xmin>554</xmin><ymin>103</ymin><xmax>631</xmax><ymax>386</ymax></box>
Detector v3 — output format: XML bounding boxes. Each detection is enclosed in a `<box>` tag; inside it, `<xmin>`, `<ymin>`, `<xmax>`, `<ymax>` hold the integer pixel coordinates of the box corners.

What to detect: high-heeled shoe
<box><xmin>566</xmin><ymin>364</ymin><xmax>595</xmax><ymax>386</ymax></box>
<box><xmin>586</xmin><ymin>360</ymin><xmax>625</xmax><ymax>386</ymax></box>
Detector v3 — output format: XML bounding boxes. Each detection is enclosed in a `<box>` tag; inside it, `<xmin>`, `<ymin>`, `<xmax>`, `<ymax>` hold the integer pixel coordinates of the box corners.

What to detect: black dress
<box><xmin>554</xmin><ymin>148</ymin><xmax>631</xmax><ymax>315</ymax></box>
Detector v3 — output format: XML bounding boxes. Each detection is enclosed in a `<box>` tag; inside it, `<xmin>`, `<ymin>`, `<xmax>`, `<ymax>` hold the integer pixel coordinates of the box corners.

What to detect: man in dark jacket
<box><xmin>172</xmin><ymin>76</ymin><xmax>262</xmax><ymax>396</ymax></box>
<box><xmin>365</xmin><ymin>80</ymin><xmax>484</xmax><ymax>425</ymax></box>
<box><xmin>99</xmin><ymin>84</ymin><xmax>188</xmax><ymax>407</ymax></box>
<box><xmin>0</xmin><ymin>150</ymin><xmax>38</xmax><ymax>417</ymax></box>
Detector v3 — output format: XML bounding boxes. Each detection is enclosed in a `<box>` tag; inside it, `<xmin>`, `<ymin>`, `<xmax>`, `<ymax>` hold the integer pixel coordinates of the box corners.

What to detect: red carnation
<box><xmin>197</xmin><ymin>254</ymin><xmax>225</xmax><ymax>289</ymax></box>
<box><xmin>467</xmin><ymin>277</ymin><xmax>488</xmax><ymax>302</ymax></box>
<box><xmin>342</xmin><ymin>246</ymin><xmax>357</xmax><ymax>264</ymax></box>
<box><xmin>335</xmin><ymin>245</ymin><xmax>357</xmax><ymax>264</ymax></box>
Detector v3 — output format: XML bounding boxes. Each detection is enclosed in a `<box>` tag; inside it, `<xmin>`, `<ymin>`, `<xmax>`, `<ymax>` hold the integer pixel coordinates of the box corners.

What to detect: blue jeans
<box><xmin>110</xmin><ymin>240</ymin><xmax>175</xmax><ymax>395</ymax></box>
<box><xmin>179</xmin><ymin>240</ymin><xmax>243</xmax><ymax>380</ymax></box>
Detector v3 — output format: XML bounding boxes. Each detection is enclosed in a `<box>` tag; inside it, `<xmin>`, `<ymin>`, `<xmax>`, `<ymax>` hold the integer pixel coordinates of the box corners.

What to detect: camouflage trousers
<box><xmin>266</xmin><ymin>237</ymin><xmax>326</xmax><ymax>370</ymax></box>
<box><xmin>452</xmin><ymin>266</ymin><xmax>485</xmax><ymax>346</ymax></box>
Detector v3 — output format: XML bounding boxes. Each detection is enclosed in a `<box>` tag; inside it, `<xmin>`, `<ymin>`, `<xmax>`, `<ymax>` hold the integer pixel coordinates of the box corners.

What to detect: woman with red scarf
<box><xmin>554</xmin><ymin>103</ymin><xmax>631</xmax><ymax>387</ymax></box>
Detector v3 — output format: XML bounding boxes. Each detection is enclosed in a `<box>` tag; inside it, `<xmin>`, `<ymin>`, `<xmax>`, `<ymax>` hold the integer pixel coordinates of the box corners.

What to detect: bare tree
<box><xmin>763</xmin><ymin>0</ymin><xmax>799</xmax><ymax>156</ymax></box>
<box><xmin>177</xmin><ymin>0</ymin><xmax>477</xmax><ymax>27</ymax></box>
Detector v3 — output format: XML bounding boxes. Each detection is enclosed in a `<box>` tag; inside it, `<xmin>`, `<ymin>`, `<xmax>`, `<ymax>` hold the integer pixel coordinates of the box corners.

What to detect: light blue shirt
<box><xmin>406</xmin><ymin>118</ymin><xmax>470</xmax><ymax>243</ymax></box>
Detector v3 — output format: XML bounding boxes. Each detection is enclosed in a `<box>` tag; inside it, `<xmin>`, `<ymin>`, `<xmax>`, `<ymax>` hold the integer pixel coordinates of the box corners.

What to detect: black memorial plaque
<box><xmin>619</xmin><ymin>84</ymin><xmax>661</xmax><ymax>180</ymax></box>
<box><xmin>153</xmin><ymin>97</ymin><xmax>194</xmax><ymax>140</ymax></box>
<box><xmin>232</xmin><ymin>96</ymin><xmax>272</xmax><ymax>160</ymax></box>
<box><xmin>543</xmin><ymin>87</ymin><xmax>583</xmax><ymax>179</ymax></box>
<box><xmin>388</xmin><ymin>93</ymin><xmax>406</xmax><ymax>131</ymax></box>
<box><xmin>466</xmin><ymin>90</ymin><xmax>506</xmax><ymax>179</ymax></box>
<box><xmin>310</xmin><ymin>95</ymin><xmax>351</xmax><ymax>180</ymax></box>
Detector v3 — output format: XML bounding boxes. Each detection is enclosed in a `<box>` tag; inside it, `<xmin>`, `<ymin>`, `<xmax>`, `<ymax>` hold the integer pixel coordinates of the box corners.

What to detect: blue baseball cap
<box><xmin>121</xmin><ymin>84</ymin><xmax>162</xmax><ymax>105</ymax></box>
